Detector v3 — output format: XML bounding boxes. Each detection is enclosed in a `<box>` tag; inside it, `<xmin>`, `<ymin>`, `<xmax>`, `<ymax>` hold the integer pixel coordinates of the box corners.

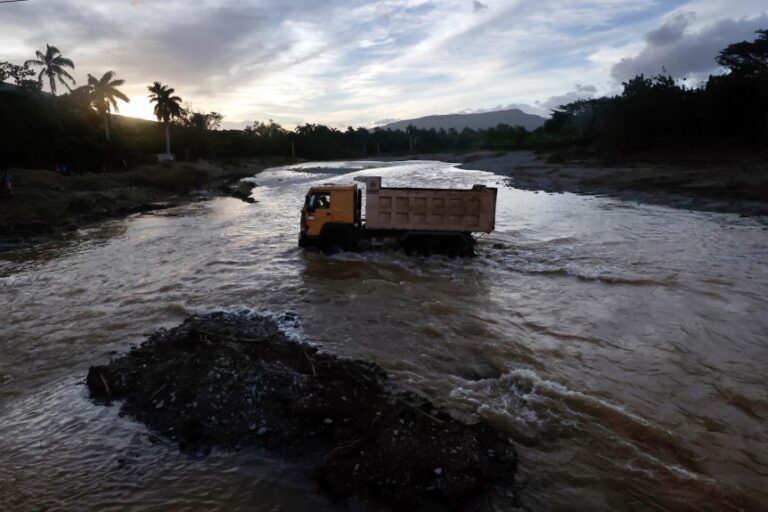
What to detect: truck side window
<box><xmin>308</xmin><ymin>192</ymin><xmax>331</xmax><ymax>211</ymax></box>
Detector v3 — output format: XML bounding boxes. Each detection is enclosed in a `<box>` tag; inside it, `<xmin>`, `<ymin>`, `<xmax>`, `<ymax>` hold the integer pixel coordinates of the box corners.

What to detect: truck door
<box><xmin>304</xmin><ymin>191</ymin><xmax>333</xmax><ymax>236</ymax></box>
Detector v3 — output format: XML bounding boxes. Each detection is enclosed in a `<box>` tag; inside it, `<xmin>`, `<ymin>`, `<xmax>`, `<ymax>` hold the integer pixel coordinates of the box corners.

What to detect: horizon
<box><xmin>1</xmin><ymin>0</ymin><xmax>766</xmax><ymax>129</ymax></box>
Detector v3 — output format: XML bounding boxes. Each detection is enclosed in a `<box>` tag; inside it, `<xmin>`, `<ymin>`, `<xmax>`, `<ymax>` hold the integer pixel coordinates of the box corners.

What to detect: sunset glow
<box><xmin>1</xmin><ymin>0</ymin><xmax>766</xmax><ymax>128</ymax></box>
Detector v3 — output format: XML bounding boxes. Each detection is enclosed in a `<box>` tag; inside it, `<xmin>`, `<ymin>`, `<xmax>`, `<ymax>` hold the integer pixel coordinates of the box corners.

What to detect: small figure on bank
<box><xmin>1</xmin><ymin>170</ymin><xmax>12</xmax><ymax>196</ymax></box>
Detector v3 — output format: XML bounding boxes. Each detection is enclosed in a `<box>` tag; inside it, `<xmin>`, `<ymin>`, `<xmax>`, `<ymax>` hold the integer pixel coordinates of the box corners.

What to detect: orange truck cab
<box><xmin>299</xmin><ymin>184</ymin><xmax>361</xmax><ymax>249</ymax></box>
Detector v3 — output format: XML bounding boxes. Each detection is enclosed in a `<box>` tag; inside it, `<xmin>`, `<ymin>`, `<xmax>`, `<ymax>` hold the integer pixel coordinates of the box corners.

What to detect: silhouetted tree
<box><xmin>406</xmin><ymin>123</ymin><xmax>417</xmax><ymax>150</ymax></box>
<box><xmin>717</xmin><ymin>29</ymin><xmax>768</xmax><ymax>138</ymax></box>
<box><xmin>0</xmin><ymin>61</ymin><xmax>40</xmax><ymax>90</ymax></box>
<box><xmin>79</xmin><ymin>71</ymin><xmax>129</xmax><ymax>140</ymax></box>
<box><xmin>185</xmin><ymin>111</ymin><xmax>223</xmax><ymax>131</ymax></box>
<box><xmin>0</xmin><ymin>62</ymin><xmax>9</xmax><ymax>83</ymax></box>
<box><xmin>717</xmin><ymin>29</ymin><xmax>768</xmax><ymax>76</ymax></box>
<box><xmin>24</xmin><ymin>44</ymin><xmax>75</xmax><ymax>95</ymax></box>
<box><xmin>148</xmin><ymin>81</ymin><xmax>183</xmax><ymax>155</ymax></box>
<box><xmin>246</xmin><ymin>119</ymin><xmax>286</xmax><ymax>139</ymax></box>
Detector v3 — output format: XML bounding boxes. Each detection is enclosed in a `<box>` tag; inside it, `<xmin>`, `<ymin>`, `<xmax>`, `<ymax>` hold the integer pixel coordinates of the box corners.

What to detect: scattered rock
<box><xmin>126</xmin><ymin>202</ymin><xmax>173</xmax><ymax>215</ymax></box>
<box><xmin>86</xmin><ymin>312</ymin><xmax>517</xmax><ymax>510</ymax></box>
<box><xmin>221</xmin><ymin>180</ymin><xmax>257</xmax><ymax>203</ymax></box>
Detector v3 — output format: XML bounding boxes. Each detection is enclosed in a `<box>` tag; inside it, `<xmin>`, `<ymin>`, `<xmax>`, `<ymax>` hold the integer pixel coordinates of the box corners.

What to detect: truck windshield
<box><xmin>307</xmin><ymin>192</ymin><xmax>331</xmax><ymax>211</ymax></box>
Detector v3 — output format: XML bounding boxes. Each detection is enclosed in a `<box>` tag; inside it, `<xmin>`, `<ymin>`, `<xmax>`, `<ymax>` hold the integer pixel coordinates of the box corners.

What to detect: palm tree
<box><xmin>79</xmin><ymin>71</ymin><xmax>129</xmax><ymax>141</ymax></box>
<box><xmin>24</xmin><ymin>44</ymin><xmax>76</xmax><ymax>95</ymax></box>
<box><xmin>148</xmin><ymin>82</ymin><xmax>183</xmax><ymax>156</ymax></box>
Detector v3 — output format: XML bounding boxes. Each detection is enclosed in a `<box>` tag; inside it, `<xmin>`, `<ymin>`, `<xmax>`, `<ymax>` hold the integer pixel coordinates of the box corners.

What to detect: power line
<box><xmin>0</xmin><ymin>0</ymin><xmax>31</xmax><ymax>4</ymax></box>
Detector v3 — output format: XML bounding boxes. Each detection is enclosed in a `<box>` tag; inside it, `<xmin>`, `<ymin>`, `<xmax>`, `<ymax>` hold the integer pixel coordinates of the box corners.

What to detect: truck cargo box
<box><xmin>355</xmin><ymin>177</ymin><xmax>497</xmax><ymax>233</ymax></box>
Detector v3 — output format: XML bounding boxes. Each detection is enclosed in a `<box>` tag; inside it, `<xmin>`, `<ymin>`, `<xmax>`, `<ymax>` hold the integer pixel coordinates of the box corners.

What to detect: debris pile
<box><xmin>87</xmin><ymin>312</ymin><xmax>516</xmax><ymax>510</ymax></box>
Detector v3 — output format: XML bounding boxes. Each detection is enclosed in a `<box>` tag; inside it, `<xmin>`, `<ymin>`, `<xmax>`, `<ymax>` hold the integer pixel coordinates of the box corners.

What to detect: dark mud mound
<box><xmin>86</xmin><ymin>312</ymin><xmax>516</xmax><ymax>511</ymax></box>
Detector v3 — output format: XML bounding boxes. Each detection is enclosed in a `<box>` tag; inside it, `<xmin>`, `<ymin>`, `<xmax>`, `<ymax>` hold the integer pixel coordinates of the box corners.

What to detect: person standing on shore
<box><xmin>2</xmin><ymin>170</ymin><xmax>13</xmax><ymax>196</ymax></box>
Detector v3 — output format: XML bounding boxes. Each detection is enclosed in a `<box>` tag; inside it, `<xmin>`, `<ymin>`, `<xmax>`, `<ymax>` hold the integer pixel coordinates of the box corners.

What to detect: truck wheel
<box><xmin>403</xmin><ymin>243</ymin><xmax>428</xmax><ymax>257</ymax></box>
<box><xmin>321</xmin><ymin>243</ymin><xmax>342</xmax><ymax>256</ymax></box>
<box><xmin>319</xmin><ymin>225</ymin><xmax>356</xmax><ymax>254</ymax></box>
<box><xmin>443</xmin><ymin>246</ymin><xmax>459</xmax><ymax>258</ymax></box>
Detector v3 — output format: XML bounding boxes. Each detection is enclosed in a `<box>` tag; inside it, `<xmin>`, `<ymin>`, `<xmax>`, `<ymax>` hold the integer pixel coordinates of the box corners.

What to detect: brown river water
<box><xmin>1</xmin><ymin>159</ymin><xmax>767</xmax><ymax>511</ymax></box>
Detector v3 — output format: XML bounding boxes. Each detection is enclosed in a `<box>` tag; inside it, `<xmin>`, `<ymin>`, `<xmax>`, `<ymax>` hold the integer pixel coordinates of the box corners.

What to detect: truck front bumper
<box><xmin>298</xmin><ymin>233</ymin><xmax>319</xmax><ymax>248</ymax></box>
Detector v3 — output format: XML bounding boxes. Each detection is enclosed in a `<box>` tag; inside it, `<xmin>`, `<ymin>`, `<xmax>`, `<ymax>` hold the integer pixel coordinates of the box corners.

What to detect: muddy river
<box><xmin>1</xmin><ymin>159</ymin><xmax>767</xmax><ymax>511</ymax></box>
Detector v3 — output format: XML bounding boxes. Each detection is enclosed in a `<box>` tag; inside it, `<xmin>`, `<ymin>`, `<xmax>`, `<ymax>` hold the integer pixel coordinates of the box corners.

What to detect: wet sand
<box><xmin>453</xmin><ymin>151</ymin><xmax>768</xmax><ymax>217</ymax></box>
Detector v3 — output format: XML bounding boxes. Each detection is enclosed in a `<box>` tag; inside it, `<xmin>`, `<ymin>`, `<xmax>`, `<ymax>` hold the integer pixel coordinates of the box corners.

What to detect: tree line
<box><xmin>538</xmin><ymin>29</ymin><xmax>768</xmax><ymax>156</ymax></box>
<box><xmin>1</xmin><ymin>29</ymin><xmax>767</xmax><ymax>172</ymax></box>
<box><xmin>1</xmin><ymin>44</ymin><xmax>226</xmax><ymax>170</ymax></box>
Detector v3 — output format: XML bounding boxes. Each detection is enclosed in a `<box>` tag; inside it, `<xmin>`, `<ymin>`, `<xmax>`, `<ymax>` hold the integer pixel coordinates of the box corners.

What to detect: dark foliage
<box><xmin>717</xmin><ymin>29</ymin><xmax>768</xmax><ymax>76</ymax></box>
<box><xmin>540</xmin><ymin>71</ymin><xmax>768</xmax><ymax>153</ymax></box>
<box><xmin>0</xmin><ymin>61</ymin><xmax>40</xmax><ymax>91</ymax></box>
<box><xmin>0</xmin><ymin>88</ymin><xmax>106</xmax><ymax>170</ymax></box>
<box><xmin>540</xmin><ymin>29</ymin><xmax>768</xmax><ymax>153</ymax></box>
<box><xmin>0</xmin><ymin>89</ymin><xmax>532</xmax><ymax>170</ymax></box>
<box><xmin>2</xmin><ymin>29</ymin><xmax>767</xmax><ymax>171</ymax></box>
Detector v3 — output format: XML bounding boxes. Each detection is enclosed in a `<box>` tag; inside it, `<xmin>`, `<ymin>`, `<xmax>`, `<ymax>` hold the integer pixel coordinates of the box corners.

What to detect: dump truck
<box><xmin>298</xmin><ymin>176</ymin><xmax>497</xmax><ymax>255</ymax></box>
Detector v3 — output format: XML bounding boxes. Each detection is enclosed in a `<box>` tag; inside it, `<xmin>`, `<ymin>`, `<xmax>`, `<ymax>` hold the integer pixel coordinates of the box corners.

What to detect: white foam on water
<box><xmin>196</xmin><ymin>306</ymin><xmax>309</xmax><ymax>346</ymax></box>
<box><xmin>617</xmin><ymin>438</ymin><xmax>710</xmax><ymax>483</ymax></box>
<box><xmin>450</xmin><ymin>368</ymin><xmax>546</xmax><ymax>440</ymax></box>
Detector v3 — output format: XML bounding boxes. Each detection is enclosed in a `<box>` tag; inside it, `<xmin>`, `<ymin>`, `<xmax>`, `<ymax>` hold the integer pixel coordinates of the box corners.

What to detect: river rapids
<box><xmin>1</xmin><ymin>159</ymin><xmax>767</xmax><ymax>511</ymax></box>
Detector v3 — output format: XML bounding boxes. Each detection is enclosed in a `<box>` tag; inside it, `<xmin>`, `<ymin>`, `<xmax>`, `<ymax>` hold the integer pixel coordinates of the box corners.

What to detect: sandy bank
<box><xmin>456</xmin><ymin>151</ymin><xmax>768</xmax><ymax>217</ymax></box>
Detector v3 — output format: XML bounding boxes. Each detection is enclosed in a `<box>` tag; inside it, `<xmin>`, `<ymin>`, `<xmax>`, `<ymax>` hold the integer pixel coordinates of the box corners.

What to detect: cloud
<box><xmin>2</xmin><ymin>0</ymin><xmax>767</xmax><ymax>128</ymax></box>
<box><xmin>611</xmin><ymin>13</ymin><xmax>768</xmax><ymax>82</ymax></box>
<box><xmin>451</xmin><ymin>102</ymin><xmax>549</xmax><ymax>117</ymax></box>
<box><xmin>537</xmin><ymin>84</ymin><xmax>598</xmax><ymax>111</ymax></box>
<box><xmin>645</xmin><ymin>12</ymin><xmax>695</xmax><ymax>45</ymax></box>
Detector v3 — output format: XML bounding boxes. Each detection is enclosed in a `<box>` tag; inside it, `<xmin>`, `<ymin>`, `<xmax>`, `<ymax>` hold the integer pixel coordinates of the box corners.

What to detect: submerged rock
<box><xmin>86</xmin><ymin>312</ymin><xmax>516</xmax><ymax>510</ymax></box>
<box><xmin>219</xmin><ymin>179</ymin><xmax>257</xmax><ymax>203</ymax></box>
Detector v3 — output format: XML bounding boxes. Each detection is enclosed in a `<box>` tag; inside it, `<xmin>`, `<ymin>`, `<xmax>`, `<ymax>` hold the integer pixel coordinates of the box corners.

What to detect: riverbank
<box><xmin>0</xmin><ymin>156</ymin><xmax>295</xmax><ymax>249</ymax></box>
<box><xmin>453</xmin><ymin>150</ymin><xmax>768</xmax><ymax>217</ymax></box>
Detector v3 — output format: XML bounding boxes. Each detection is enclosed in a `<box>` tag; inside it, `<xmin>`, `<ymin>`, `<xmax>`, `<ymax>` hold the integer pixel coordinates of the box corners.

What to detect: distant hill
<box><xmin>111</xmin><ymin>114</ymin><xmax>158</xmax><ymax>129</ymax></box>
<box><xmin>382</xmin><ymin>108</ymin><xmax>546</xmax><ymax>132</ymax></box>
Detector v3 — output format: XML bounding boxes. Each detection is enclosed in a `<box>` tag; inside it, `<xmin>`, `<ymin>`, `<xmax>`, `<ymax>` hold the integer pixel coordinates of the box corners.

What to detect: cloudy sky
<box><xmin>1</xmin><ymin>0</ymin><xmax>766</xmax><ymax>128</ymax></box>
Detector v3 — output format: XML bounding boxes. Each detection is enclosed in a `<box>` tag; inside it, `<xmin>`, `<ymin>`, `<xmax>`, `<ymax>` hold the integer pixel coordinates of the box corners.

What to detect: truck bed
<box><xmin>358</xmin><ymin>178</ymin><xmax>497</xmax><ymax>233</ymax></box>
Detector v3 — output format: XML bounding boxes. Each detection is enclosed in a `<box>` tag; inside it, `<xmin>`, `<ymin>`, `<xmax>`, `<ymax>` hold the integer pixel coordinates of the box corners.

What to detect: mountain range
<box><xmin>382</xmin><ymin>108</ymin><xmax>546</xmax><ymax>132</ymax></box>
